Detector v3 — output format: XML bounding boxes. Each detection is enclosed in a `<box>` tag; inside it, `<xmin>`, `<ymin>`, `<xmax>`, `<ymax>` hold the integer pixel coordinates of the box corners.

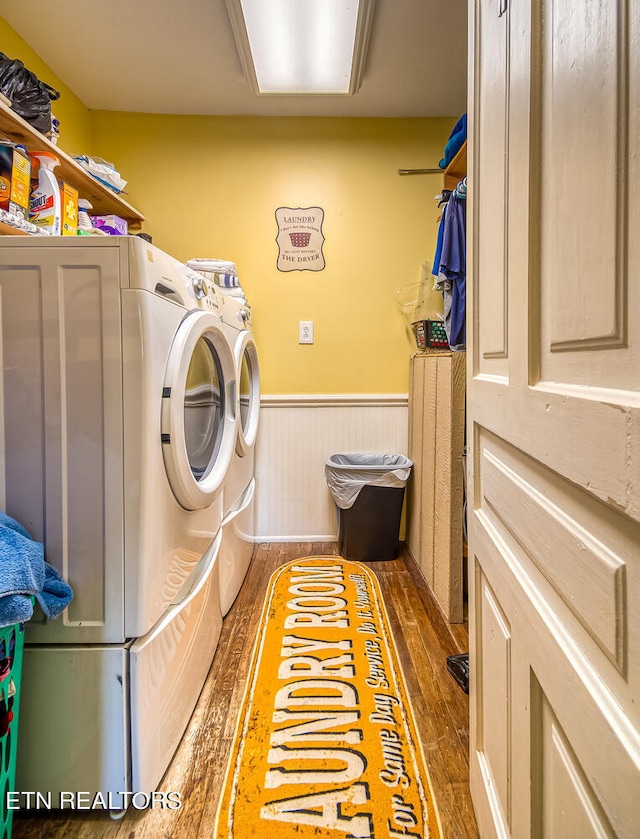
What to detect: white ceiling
<box><xmin>2</xmin><ymin>0</ymin><xmax>467</xmax><ymax>118</ymax></box>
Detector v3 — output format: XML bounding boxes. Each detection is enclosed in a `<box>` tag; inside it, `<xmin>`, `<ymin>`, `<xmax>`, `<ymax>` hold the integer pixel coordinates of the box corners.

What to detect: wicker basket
<box><xmin>411</xmin><ymin>319</ymin><xmax>449</xmax><ymax>350</ymax></box>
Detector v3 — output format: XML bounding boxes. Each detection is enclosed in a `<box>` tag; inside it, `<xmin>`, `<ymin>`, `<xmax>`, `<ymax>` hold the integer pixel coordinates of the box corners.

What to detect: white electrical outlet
<box><xmin>299</xmin><ymin>321</ymin><xmax>314</xmax><ymax>344</ymax></box>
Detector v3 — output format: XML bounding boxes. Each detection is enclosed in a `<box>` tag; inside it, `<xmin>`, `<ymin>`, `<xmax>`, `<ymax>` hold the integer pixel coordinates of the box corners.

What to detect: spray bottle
<box><xmin>77</xmin><ymin>199</ymin><xmax>94</xmax><ymax>234</ymax></box>
<box><xmin>29</xmin><ymin>151</ymin><xmax>61</xmax><ymax>234</ymax></box>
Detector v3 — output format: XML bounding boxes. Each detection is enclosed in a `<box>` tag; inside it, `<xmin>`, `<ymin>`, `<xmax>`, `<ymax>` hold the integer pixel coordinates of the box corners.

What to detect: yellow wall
<box><xmin>1</xmin><ymin>15</ymin><xmax>457</xmax><ymax>396</ymax></box>
<box><xmin>91</xmin><ymin>112</ymin><xmax>455</xmax><ymax>394</ymax></box>
<box><xmin>0</xmin><ymin>17</ymin><xmax>92</xmax><ymax>154</ymax></box>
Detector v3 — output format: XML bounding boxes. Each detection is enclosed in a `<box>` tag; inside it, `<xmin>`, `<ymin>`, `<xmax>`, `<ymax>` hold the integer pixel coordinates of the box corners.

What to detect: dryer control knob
<box><xmin>192</xmin><ymin>276</ymin><xmax>207</xmax><ymax>299</ymax></box>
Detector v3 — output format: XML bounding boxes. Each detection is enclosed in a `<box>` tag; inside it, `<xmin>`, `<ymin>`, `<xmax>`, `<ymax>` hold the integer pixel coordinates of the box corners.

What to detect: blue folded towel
<box><xmin>439</xmin><ymin>113</ymin><xmax>467</xmax><ymax>169</ymax></box>
<box><xmin>0</xmin><ymin>512</ymin><xmax>43</xmax><ymax>595</ymax></box>
<box><xmin>39</xmin><ymin>563</ymin><xmax>74</xmax><ymax>619</ymax></box>
<box><xmin>0</xmin><ymin>593</ymin><xmax>34</xmax><ymax>625</ymax></box>
<box><xmin>0</xmin><ymin>511</ymin><xmax>73</xmax><ymax>628</ymax></box>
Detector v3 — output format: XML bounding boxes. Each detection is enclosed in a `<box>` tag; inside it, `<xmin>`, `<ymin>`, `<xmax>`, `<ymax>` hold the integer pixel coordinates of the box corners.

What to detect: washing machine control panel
<box><xmin>186</xmin><ymin>268</ymin><xmax>222</xmax><ymax>317</ymax></box>
<box><xmin>200</xmin><ymin>280</ymin><xmax>222</xmax><ymax>315</ymax></box>
<box><xmin>184</xmin><ymin>267</ymin><xmax>222</xmax><ymax>315</ymax></box>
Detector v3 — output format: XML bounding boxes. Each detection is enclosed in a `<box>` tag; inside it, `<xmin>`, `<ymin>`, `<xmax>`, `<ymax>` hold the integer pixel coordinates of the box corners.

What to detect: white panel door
<box><xmin>468</xmin><ymin>1</ymin><xmax>640</xmax><ymax>836</ymax></box>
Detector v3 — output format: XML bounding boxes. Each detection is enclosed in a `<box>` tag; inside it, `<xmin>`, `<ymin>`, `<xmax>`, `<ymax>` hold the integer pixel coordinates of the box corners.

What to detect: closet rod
<box><xmin>397</xmin><ymin>167</ymin><xmax>442</xmax><ymax>175</ymax></box>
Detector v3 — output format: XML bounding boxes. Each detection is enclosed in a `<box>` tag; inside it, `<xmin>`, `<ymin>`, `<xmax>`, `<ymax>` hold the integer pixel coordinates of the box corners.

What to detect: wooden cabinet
<box><xmin>407</xmin><ymin>350</ymin><xmax>466</xmax><ymax>622</ymax></box>
<box><xmin>406</xmin><ymin>137</ymin><xmax>467</xmax><ymax>623</ymax></box>
<box><xmin>0</xmin><ymin>99</ymin><xmax>144</xmax><ymax>233</ymax></box>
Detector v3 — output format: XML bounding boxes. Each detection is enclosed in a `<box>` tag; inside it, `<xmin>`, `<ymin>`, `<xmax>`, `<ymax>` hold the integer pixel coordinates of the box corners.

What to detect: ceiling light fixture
<box><xmin>225</xmin><ymin>0</ymin><xmax>376</xmax><ymax>95</ymax></box>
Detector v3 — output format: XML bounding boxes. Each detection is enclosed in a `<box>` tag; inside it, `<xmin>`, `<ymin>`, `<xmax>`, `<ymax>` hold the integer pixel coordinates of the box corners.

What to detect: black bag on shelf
<box><xmin>0</xmin><ymin>53</ymin><xmax>60</xmax><ymax>135</ymax></box>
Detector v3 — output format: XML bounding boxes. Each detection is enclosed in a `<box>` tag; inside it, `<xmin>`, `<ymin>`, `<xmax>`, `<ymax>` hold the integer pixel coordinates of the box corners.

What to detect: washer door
<box><xmin>162</xmin><ymin>310</ymin><xmax>237</xmax><ymax>510</ymax></box>
<box><xmin>235</xmin><ymin>331</ymin><xmax>260</xmax><ymax>456</ymax></box>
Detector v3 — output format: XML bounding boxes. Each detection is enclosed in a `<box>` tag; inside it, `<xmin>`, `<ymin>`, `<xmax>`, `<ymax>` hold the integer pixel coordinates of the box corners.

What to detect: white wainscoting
<box><xmin>254</xmin><ymin>394</ymin><xmax>409</xmax><ymax>542</ymax></box>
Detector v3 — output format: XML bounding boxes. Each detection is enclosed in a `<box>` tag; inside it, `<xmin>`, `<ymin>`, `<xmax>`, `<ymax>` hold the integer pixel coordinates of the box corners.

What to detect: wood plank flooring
<box><xmin>12</xmin><ymin>542</ymin><xmax>478</xmax><ymax>839</ymax></box>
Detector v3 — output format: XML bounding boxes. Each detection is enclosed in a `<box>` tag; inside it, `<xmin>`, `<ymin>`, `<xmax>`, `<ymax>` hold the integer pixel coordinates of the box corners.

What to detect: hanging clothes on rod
<box><xmin>434</xmin><ymin>188</ymin><xmax>452</xmax><ymax>208</ymax></box>
<box><xmin>432</xmin><ymin>178</ymin><xmax>466</xmax><ymax>351</ymax></box>
<box><xmin>454</xmin><ymin>177</ymin><xmax>467</xmax><ymax>200</ymax></box>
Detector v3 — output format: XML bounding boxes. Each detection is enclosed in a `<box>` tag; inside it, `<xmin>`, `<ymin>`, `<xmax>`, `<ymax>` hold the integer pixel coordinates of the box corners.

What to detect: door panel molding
<box><xmin>530</xmin><ymin>0</ymin><xmax>637</xmax><ymax>390</ymax></box>
<box><xmin>540</xmin><ymin>0</ymin><xmax>628</xmax><ymax>351</ymax></box>
<box><xmin>478</xmin><ymin>433</ymin><xmax>628</xmax><ymax>670</ymax></box>
<box><xmin>531</xmin><ymin>674</ymin><xmax>618</xmax><ymax>838</ymax></box>
<box><xmin>472</xmin><ymin>380</ymin><xmax>640</xmax><ymax>521</ymax></box>
<box><xmin>474</xmin><ymin>560</ymin><xmax>512</xmax><ymax>835</ymax></box>
<box><xmin>471</xmin><ymin>521</ymin><xmax>640</xmax><ymax>830</ymax></box>
<box><xmin>473</xmin><ymin>0</ymin><xmax>510</xmax><ymax>373</ymax></box>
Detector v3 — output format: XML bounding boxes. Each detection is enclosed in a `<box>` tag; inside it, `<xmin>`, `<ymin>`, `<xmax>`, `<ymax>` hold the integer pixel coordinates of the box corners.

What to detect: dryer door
<box><xmin>235</xmin><ymin>331</ymin><xmax>260</xmax><ymax>457</ymax></box>
<box><xmin>162</xmin><ymin>310</ymin><xmax>237</xmax><ymax>510</ymax></box>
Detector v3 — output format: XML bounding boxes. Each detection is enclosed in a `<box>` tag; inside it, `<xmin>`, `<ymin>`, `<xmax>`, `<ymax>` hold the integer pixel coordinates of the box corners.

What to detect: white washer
<box><xmin>191</xmin><ymin>280</ymin><xmax>245</xmax><ymax>510</ymax></box>
<box><xmin>217</xmin><ymin>292</ymin><xmax>261</xmax><ymax>615</ymax></box>
<box><xmin>0</xmin><ymin>236</ymin><xmax>237</xmax><ymax>802</ymax></box>
<box><xmin>219</xmin><ymin>293</ymin><xmax>260</xmax><ymax>515</ymax></box>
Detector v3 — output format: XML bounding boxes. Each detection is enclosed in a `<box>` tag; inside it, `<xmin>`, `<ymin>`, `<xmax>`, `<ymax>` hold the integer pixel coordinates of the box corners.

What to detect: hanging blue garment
<box><xmin>432</xmin><ymin>202</ymin><xmax>448</xmax><ymax>278</ymax></box>
<box><xmin>436</xmin><ymin>191</ymin><xmax>466</xmax><ymax>350</ymax></box>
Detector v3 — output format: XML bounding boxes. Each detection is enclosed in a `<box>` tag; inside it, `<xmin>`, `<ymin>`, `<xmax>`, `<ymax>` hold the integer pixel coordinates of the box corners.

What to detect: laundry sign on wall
<box><xmin>275</xmin><ymin>206</ymin><xmax>325</xmax><ymax>272</ymax></box>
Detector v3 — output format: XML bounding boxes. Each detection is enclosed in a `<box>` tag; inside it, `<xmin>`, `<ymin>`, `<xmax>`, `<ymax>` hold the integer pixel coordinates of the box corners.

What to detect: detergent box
<box><xmin>59</xmin><ymin>181</ymin><xmax>78</xmax><ymax>236</ymax></box>
<box><xmin>92</xmin><ymin>214</ymin><xmax>128</xmax><ymax>235</ymax></box>
<box><xmin>0</xmin><ymin>143</ymin><xmax>31</xmax><ymax>220</ymax></box>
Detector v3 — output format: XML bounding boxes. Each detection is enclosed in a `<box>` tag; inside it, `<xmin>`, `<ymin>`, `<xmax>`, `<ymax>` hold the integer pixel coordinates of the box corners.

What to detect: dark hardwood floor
<box><xmin>13</xmin><ymin>542</ymin><xmax>478</xmax><ymax>838</ymax></box>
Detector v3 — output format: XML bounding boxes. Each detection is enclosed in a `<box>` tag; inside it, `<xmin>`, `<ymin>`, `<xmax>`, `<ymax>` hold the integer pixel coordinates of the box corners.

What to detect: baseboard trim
<box><xmin>256</xmin><ymin>535</ymin><xmax>337</xmax><ymax>543</ymax></box>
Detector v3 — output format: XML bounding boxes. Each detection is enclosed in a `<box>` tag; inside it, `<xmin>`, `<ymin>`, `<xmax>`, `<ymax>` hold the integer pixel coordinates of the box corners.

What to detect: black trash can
<box><xmin>325</xmin><ymin>454</ymin><xmax>413</xmax><ymax>562</ymax></box>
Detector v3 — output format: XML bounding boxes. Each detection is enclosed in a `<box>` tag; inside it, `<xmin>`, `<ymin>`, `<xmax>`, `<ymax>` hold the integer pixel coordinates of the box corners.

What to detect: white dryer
<box><xmin>216</xmin><ymin>292</ymin><xmax>261</xmax><ymax>615</ymax></box>
<box><xmin>0</xmin><ymin>236</ymin><xmax>237</xmax><ymax>803</ymax></box>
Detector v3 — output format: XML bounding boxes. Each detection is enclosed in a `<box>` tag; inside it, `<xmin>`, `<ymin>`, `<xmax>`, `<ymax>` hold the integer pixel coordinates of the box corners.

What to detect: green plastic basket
<box><xmin>0</xmin><ymin>619</ymin><xmax>26</xmax><ymax>839</ymax></box>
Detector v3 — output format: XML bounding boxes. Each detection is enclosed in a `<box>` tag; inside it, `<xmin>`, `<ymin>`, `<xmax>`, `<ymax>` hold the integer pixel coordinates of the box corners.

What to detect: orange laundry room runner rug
<box><xmin>214</xmin><ymin>556</ymin><xmax>442</xmax><ymax>839</ymax></box>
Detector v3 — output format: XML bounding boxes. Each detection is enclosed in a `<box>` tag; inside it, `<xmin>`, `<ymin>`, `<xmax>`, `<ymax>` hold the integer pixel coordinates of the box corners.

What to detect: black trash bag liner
<box><xmin>0</xmin><ymin>53</ymin><xmax>60</xmax><ymax>135</ymax></box>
